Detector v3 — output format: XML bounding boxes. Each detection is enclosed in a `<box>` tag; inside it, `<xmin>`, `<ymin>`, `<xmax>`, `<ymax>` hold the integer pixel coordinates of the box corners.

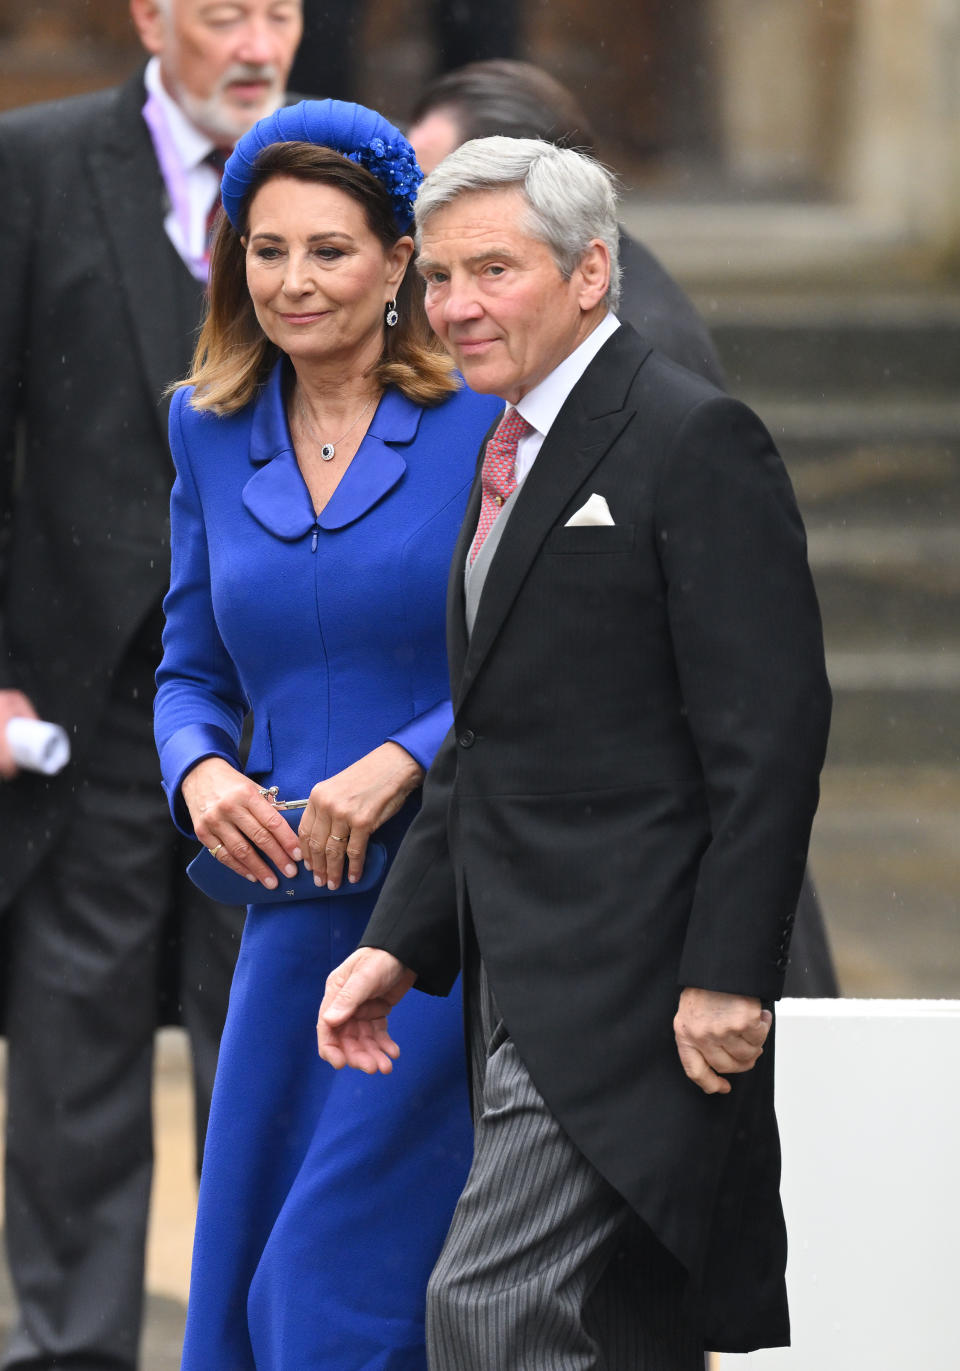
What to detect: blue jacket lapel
<box><xmin>242</xmin><ymin>365</ymin><xmax>418</xmax><ymax>538</ymax></box>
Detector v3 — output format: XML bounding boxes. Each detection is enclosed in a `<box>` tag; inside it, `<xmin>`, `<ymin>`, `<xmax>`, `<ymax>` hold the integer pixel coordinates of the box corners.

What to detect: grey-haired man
<box><xmin>318</xmin><ymin>137</ymin><xmax>830</xmax><ymax>1368</ymax></box>
<box><xmin>0</xmin><ymin>4</ymin><xmax>301</xmax><ymax>1366</ymax></box>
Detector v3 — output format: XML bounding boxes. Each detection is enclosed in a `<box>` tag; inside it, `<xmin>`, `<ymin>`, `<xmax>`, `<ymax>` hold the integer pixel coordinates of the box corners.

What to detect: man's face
<box><xmin>131</xmin><ymin>0</ymin><xmax>303</xmax><ymax>146</ymax></box>
<box><xmin>417</xmin><ymin>187</ymin><xmax>607</xmax><ymax>405</ymax></box>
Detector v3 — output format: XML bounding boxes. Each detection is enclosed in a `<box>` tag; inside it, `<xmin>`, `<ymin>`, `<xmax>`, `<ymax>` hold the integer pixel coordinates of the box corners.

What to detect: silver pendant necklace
<box><xmin>297</xmin><ymin>391</ymin><xmax>378</xmax><ymax>462</ymax></box>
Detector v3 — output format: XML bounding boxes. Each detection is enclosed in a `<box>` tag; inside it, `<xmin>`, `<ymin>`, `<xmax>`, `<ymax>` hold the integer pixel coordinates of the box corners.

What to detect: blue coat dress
<box><xmin>155</xmin><ymin>362</ymin><xmax>501</xmax><ymax>1371</ymax></box>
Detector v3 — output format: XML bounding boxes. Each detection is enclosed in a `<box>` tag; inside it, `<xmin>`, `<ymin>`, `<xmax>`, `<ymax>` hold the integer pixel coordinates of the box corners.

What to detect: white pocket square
<box><xmin>564</xmin><ymin>493</ymin><xmax>615</xmax><ymax>527</ymax></box>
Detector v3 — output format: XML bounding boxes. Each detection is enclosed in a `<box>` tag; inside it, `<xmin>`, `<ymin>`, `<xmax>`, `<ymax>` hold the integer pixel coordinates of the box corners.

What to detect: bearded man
<box><xmin>0</xmin><ymin>5</ymin><xmax>301</xmax><ymax>1367</ymax></box>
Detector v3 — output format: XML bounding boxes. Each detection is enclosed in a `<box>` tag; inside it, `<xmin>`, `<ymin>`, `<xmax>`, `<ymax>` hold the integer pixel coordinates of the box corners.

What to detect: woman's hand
<box><xmin>181</xmin><ymin>757</ymin><xmax>304</xmax><ymax>890</ymax></box>
<box><xmin>299</xmin><ymin>742</ymin><xmax>425</xmax><ymax>891</ymax></box>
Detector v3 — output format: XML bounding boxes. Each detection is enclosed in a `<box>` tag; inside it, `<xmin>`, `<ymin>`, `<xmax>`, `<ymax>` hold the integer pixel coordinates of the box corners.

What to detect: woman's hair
<box><xmin>416</xmin><ymin>137</ymin><xmax>621</xmax><ymax>311</ymax></box>
<box><xmin>409</xmin><ymin>60</ymin><xmax>595</xmax><ymax>154</ymax></box>
<box><xmin>182</xmin><ymin>142</ymin><xmax>457</xmax><ymax>414</ymax></box>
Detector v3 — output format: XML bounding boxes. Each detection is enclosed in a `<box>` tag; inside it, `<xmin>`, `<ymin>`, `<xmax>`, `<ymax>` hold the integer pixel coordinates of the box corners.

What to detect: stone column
<box><xmin>843</xmin><ymin>0</ymin><xmax>960</xmax><ymax>245</ymax></box>
<box><xmin>708</xmin><ymin>0</ymin><xmax>822</xmax><ymax>187</ymax></box>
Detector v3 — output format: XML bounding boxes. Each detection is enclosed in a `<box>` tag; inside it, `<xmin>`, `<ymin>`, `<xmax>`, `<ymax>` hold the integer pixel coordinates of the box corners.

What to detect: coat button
<box><xmin>458</xmin><ymin>729</ymin><xmax>476</xmax><ymax>748</ymax></box>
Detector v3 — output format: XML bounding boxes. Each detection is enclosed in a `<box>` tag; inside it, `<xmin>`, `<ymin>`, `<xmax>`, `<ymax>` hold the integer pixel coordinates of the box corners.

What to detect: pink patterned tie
<box><xmin>470</xmin><ymin>408</ymin><xmax>534</xmax><ymax>564</ymax></box>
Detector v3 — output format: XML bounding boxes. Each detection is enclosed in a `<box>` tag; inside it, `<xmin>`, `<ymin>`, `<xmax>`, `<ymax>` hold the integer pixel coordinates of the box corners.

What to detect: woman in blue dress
<box><xmin>154</xmin><ymin>101</ymin><xmax>501</xmax><ymax>1371</ymax></box>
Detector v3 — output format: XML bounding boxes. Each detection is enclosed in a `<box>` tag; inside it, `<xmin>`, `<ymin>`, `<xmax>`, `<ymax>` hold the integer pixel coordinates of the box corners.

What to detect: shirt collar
<box><xmin>515</xmin><ymin>313</ymin><xmax>621</xmax><ymax>438</ymax></box>
<box><xmin>144</xmin><ymin>57</ymin><xmax>215</xmax><ymax>172</ymax></box>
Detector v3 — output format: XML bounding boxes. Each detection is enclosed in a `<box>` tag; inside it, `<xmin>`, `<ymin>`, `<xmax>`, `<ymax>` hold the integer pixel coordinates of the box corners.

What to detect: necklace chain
<box><xmin>296</xmin><ymin>390</ymin><xmax>378</xmax><ymax>462</ymax></box>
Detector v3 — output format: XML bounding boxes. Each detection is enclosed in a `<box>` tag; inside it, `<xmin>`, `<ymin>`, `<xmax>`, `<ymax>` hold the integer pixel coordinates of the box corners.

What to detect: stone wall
<box><xmin>0</xmin><ymin>2</ymin><xmax>139</xmax><ymax>110</ymax></box>
<box><xmin>709</xmin><ymin>0</ymin><xmax>960</xmax><ymax>250</ymax></box>
<box><xmin>2</xmin><ymin>0</ymin><xmax>958</xmax><ymax>250</ymax></box>
<box><xmin>843</xmin><ymin>0</ymin><xmax>960</xmax><ymax>248</ymax></box>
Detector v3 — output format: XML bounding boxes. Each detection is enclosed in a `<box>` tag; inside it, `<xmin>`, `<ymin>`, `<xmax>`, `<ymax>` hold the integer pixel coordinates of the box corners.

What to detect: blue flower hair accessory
<box><xmin>221</xmin><ymin>99</ymin><xmax>423</xmax><ymax>234</ymax></box>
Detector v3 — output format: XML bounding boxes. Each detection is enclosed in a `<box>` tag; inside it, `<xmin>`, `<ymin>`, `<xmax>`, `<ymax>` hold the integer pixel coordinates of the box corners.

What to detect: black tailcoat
<box><xmin>361</xmin><ymin>324</ymin><xmax>832</xmax><ymax>1352</ymax></box>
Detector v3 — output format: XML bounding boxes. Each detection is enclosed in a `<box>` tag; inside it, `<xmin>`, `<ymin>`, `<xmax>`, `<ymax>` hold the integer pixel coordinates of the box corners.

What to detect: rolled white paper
<box><xmin>5</xmin><ymin>718</ymin><xmax>71</xmax><ymax>775</ymax></box>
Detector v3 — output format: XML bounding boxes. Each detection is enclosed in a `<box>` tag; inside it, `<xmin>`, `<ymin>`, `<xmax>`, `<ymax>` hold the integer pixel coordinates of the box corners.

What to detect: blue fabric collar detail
<box><xmin>243</xmin><ymin>363</ymin><xmax>420</xmax><ymax>537</ymax></box>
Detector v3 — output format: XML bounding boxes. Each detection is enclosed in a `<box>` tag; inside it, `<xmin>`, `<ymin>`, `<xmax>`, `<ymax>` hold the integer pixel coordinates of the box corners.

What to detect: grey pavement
<box><xmin>0</xmin><ymin>1034</ymin><xmax>191</xmax><ymax>1371</ymax></box>
<box><xmin>0</xmin><ymin>1260</ymin><xmax>187</xmax><ymax>1371</ymax></box>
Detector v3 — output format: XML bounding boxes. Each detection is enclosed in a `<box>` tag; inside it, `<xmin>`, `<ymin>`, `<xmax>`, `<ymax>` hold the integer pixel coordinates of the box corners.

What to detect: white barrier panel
<box><xmin>717</xmin><ymin>999</ymin><xmax>960</xmax><ymax>1371</ymax></box>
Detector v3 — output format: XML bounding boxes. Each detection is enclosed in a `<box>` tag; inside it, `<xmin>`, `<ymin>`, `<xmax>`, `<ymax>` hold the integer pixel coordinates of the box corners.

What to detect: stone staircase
<box><xmin>619</xmin><ymin>188</ymin><xmax>960</xmax><ymax>993</ymax></box>
<box><xmin>707</xmin><ymin>287</ymin><xmax>960</xmax><ymax>769</ymax></box>
<box><xmin>700</xmin><ymin>281</ymin><xmax>960</xmax><ymax>994</ymax></box>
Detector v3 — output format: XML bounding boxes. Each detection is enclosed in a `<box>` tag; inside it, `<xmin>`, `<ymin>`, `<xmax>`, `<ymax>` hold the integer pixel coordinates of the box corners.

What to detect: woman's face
<box><xmin>244</xmin><ymin>176</ymin><xmax>412</xmax><ymax>371</ymax></box>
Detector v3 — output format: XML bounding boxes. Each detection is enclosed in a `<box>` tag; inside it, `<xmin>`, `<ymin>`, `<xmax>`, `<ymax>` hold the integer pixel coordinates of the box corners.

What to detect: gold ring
<box><xmin>208</xmin><ymin>843</ymin><xmax>224</xmax><ymax>859</ymax></box>
<box><xmin>328</xmin><ymin>834</ymin><xmax>347</xmax><ymax>843</ymax></box>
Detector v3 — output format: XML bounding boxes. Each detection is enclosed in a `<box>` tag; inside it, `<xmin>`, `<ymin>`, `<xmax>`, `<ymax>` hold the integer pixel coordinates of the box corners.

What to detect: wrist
<box><xmin>180</xmin><ymin>755</ymin><xmax>235</xmax><ymax>809</ymax></box>
<box><xmin>383</xmin><ymin>740</ymin><xmax>425</xmax><ymax>787</ymax></box>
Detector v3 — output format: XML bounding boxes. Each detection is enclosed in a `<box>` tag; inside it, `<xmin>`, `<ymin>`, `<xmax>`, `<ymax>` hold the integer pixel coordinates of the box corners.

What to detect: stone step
<box><xmin>749</xmin><ymin>399</ymin><xmax>960</xmax><ymax>461</ymax></box>
<box><xmin>710</xmin><ymin>296</ymin><xmax>960</xmax><ymax>397</ymax></box>
<box><xmin>826</xmin><ymin>649</ymin><xmax>960</xmax><ymax>690</ymax></box>
<box><xmin>809</xmin><ymin>764</ymin><xmax>960</xmax><ymax>997</ymax></box>
<box><xmin>786</xmin><ymin>442</ymin><xmax>960</xmax><ymax>525</ymax></box>
<box><xmin>800</xmin><ymin>521</ymin><xmax>960</xmax><ymax>766</ymax></box>
<box><xmin>816</xmin><ymin>571</ymin><xmax>960</xmax><ymax>652</ymax></box>
<box><xmin>620</xmin><ymin>200</ymin><xmax>915</xmax><ymax>287</ymax></box>
<box><xmin>825</xmin><ymin>684</ymin><xmax>960</xmax><ymax>767</ymax></box>
<box><xmin>807</xmin><ymin>524</ymin><xmax>960</xmax><ymax>571</ymax></box>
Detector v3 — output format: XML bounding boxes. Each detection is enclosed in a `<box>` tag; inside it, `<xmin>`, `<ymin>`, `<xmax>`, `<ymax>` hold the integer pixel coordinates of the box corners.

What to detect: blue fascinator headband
<box><xmin>221</xmin><ymin>99</ymin><xmax>423</xmax><ymax>234</ymax></box>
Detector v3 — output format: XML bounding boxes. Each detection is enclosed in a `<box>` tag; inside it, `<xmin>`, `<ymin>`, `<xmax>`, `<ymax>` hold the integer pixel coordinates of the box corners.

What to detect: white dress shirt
<box><xmin>513</xmin><ymin>312</ymin><xmax>621</xmax><ymax>483</ymax></box>
<box><xmin>463</xmin><ymin>313</ymin><xmax>622</xmax><ymax>629</ymax></box>
<box><xmin>143</xmin><ymin>58</ymin><xmax>221</xmax><ymax>279</ymax></box>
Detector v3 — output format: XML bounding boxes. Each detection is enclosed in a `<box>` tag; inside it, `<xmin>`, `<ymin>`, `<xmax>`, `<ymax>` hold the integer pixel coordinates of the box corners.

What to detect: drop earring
<box><xmin>385</xmin><ymin>299</ymin><xmax>399</xmax><ymax>327</ymax></box>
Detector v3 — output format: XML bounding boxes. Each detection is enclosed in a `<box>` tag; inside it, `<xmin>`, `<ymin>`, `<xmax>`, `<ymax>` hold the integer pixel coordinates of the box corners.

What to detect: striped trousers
<box><xmin>425</xmin><ymin>946</ymin><xmax>704</xmax><ymax>1370</ymax></box>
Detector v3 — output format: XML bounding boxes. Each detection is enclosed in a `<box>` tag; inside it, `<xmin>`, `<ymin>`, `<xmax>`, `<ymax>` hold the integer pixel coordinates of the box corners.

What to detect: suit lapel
<box><xmin>86</xmin><ymin>71</ymin><xmax>204</xmax><ymax>448</ymax></box>
<box><xmin>454</xmin><ymin>327</ymin><xmax>651</xmax><ymax>708</ymax></box>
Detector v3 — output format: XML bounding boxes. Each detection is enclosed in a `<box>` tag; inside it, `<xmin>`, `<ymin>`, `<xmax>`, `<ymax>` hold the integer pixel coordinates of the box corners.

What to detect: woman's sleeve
<box><xmin>387</xmin><ymin>699</ymin><xmax>454</xmax><ymax>772</ymax></box>
<box><xmin>154</xmin><ymin>389</ymin><xmax>247</xmax><ymax>835</ymax></box>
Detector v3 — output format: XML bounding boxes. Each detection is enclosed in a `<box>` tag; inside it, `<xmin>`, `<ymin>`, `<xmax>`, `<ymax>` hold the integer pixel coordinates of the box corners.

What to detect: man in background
<box><xmin>0</xmin><ymin>3</ymin><xmax>302</xmax><ymax>1366</ymax></box>
<box><xmin>407</xmin><ymin>59</ymin><xmax>727</xmax><ymax>387</ymax></box>
<box><xmin>406</xmin><ymin>58</ymin><xmax>838</xmax><ymax>997</ymax></box>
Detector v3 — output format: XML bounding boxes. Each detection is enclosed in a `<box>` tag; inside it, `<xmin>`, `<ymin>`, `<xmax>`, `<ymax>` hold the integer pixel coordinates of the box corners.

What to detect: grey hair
<box><xmin>414</xmin><ymin>136</ymin><xmax>621</xmax><ymax>310</ymax></box>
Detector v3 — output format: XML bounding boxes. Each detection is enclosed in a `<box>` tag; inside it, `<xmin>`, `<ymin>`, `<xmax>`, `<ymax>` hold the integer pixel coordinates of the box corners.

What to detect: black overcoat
<box><xmin>0</xmin><ymin>69</ymin><xmax>206</xmax><ymax>909</ymax></box>
<box><xmin>361</xmin><ymin>323</ymin><xmax>832</xmax><ymax>1352</ymax></box>
<box><xmin>616</xmin><ymin>228</ymin><xmax>727</xmax><ymax>388</ymax></box>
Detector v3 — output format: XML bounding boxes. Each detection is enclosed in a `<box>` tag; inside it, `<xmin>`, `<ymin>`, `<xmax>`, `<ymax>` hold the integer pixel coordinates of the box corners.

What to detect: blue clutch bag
<box><xmin>187</xmin><ymin>811</ymin><xmax>388</xmax><ymax>906</ymax></box>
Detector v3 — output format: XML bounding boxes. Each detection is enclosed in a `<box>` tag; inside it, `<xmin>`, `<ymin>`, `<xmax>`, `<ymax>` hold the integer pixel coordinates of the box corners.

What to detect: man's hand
<box><xmin>0</xmin><ymin>690</ymin><xmax>39</xmax><ymax>780</ymax></box>
<box><xmin>673</xmin><ymin>987</ymin><xmax>772</xmax><ymax>1096</ymax></box>
<box><xmin>317</xmin><ymin>947</ymin><xmax>416</xmax><ymax>1075</ymax></box>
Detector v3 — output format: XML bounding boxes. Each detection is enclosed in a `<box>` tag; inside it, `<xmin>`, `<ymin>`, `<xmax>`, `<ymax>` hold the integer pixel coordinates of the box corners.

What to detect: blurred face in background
<box><xmin>407</xmin><ymin>107</ymin><xmax>462</xmax><ymax>176</ymax></box>
<box><xmin>131</xmin><ymin>0</ymin><xmax>303</xmax><ymax>146</ymax></box>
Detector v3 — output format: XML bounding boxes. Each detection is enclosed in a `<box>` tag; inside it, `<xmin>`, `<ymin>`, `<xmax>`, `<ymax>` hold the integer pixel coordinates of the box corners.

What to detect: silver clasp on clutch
<box><xmin>257</xmin><ymin>785</ymin><xmax>310</xmax><ymax>811</ymax></box>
